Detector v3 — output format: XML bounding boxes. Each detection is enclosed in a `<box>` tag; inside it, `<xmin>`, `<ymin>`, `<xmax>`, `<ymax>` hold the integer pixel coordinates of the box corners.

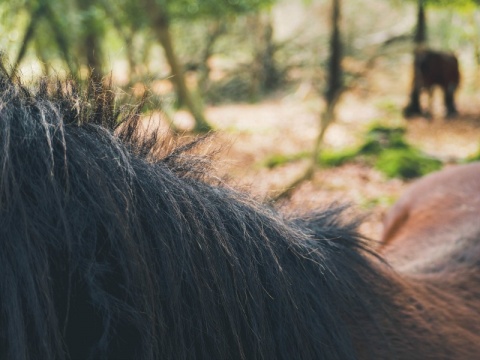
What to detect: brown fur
<box><xmin>376</xmin><ymin>163</ymin><xmax>480</xmax><ymax>359</ymax></box>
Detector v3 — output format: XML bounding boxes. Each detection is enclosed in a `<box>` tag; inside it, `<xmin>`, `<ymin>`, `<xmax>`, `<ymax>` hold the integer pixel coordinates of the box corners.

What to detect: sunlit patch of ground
<box><xmin>405</xmin><ymin>114</ymin><xmax>480</xmax><ymax>161</ymax></box>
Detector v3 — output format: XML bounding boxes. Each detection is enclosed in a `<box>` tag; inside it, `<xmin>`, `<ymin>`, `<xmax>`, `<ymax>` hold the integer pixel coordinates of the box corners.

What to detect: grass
<box><xmin>360</xmin><ymin>194</ymin><xmax>398</xmax><ymax>210</ymax></box>
<box><xmin>263</xmin><ymin>123</ymin><xmax>445</xmax><ymax>180</ymax></box>
<box><xmin>319</xmin><ymin>148</ymin><xmax>360</xmax><ymax>167</ymax></box>
<box><xmin>358</xmin><ymin>125</ymin><xmax>408</xmax><ymax>155</ymax></box>
<box><xmin>465</xmin><ymin>146</ymin><xmax>480</xmax><ymax>162</ymax></box>
<box><xmin>375</xmin><ymin>148</ymin><xmax>442</xmax><ymax>179</ymax></box>
<box><xmin>264</xmin><ymin>151</ymin><xmax>310</xmax><ymax>169</ymax></box>
<box><xmin>264</xmin><ymin>148</ymin><xmax>359</xmax><ymax>169</ymax></box>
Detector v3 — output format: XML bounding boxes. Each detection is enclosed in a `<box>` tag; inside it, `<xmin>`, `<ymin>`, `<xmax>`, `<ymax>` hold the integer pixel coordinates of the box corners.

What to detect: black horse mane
<box><xmin>0</xmin><ymin>75</ymin><xmax>391</xmax><ymax>359</ymax></box>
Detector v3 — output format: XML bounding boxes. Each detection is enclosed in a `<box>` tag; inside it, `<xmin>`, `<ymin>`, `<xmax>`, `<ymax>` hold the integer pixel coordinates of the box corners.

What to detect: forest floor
<box><xmin>163</xmin><ymin>62</ymin><xmax>480</xmax><ymax>243</ymax></box>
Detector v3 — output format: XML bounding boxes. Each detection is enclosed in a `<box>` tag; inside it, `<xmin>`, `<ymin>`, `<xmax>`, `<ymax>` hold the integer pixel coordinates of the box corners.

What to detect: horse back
<box><xmin>380</xmin><ymin>162</ymin><xmax>480</xmax><ymax>274</ymax></box>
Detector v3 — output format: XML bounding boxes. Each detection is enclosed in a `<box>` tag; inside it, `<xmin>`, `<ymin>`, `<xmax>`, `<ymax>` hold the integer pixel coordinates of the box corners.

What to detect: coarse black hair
<box><xmin>0</xmin><ymin>73</ymin><xmax>388</xmax><ymax>359</ymax></box>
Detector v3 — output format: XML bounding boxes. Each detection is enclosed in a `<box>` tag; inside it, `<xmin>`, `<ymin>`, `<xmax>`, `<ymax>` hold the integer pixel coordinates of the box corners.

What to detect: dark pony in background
<box><xmin>1</xmin><ymin>72</ymin><xmax>480</xmax><ymax>360</ymax></box>
<box><xmin>403</xmin><ymin>48</ymin><xmax>460</xmax><ymax>118</ymax></box>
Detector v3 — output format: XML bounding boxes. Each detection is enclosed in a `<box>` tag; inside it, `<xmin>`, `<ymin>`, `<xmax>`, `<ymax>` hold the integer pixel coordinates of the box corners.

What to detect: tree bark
<box><xmin>141</xmin><ymin>0</ymin><xmax>212</xmax><ymax>132</ymax></box>
<box><xmin>84</xmin><ymin>33</ymin><xmax>103</xmax><ymax>84</ymax></box>
<box><xmin>249</xmin><ymin>13</ymin><xmax>279</xmax><ymax>99</ymax></box>
<box><xmin>404</xmin><ymin>0</ymin><xmax>428</xmax><ymax>116</ymax></box>
<box><xmin>44</xmin><ymin>5</ymin><xmax>79</xmax><ymax>78</ymax></box>
<box><xmin>260</xmin><ymin>15</ymin><xmax>279</xmax><ymax>92</ymax></box>
<box><xmin>198</xmin><ymin>20</ymin><xmax>225</xmax><ymax>93</ymax></box>
<box><xmin>11</xmin><ymin>5</ymin><xmax>45</xmax><ymax>75</ymax></box>
<box><xmin>310</xmin><ymin>0</ymin><xmax>343</xmax><ymax>176</ymax></box>
<box><xmin>81</xmin><ymin>2</ymin><xmax>103</xmax><ymax>83</ymax></box>
<box><xmin>414</xmin><ymin>0</ymin><xmax>427</xmax><ymax>46</ymax></box>
<box><xmin>325</xmin><ymin>0</ymin><xmax>343</xmax><ymax>105</ymax></box>
<box><xmin>271</xmin><ymin>0</ymin><xmax>343</xmax><ymax>202</ymax></box>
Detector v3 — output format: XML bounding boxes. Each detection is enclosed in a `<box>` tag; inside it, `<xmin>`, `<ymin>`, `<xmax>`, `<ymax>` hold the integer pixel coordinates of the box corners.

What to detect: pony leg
<box><xmin>444</xmin><ymin>84</ymin><xmax>458</xmax><ymax>118</ymax></box>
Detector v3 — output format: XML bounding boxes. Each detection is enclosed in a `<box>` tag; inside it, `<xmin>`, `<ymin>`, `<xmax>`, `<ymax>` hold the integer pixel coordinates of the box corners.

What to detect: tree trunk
<box><xmin>325</xmin><ymin>0</ymin><xmax>343</xmax><ymax>106</ymax></box>
<box><xmin>44</xmin><ymin>5</ymin><xmax>79</xmax><ymax>78</ymax></box>
<box><xmin>124</xmin><ymin>36</ymin><xmax>137</xmax><ymax>80</ymax></box>
<box><xmin>311</xmin><ymin>0</ymin><xmax>343</xmax><ymax>171</ymax></box>
<box><xmin>271</xmin><ymin>0</ymin><xmax>343</xmax><ymax>202</ymax></box>
<box><xmin>141</xmin><ymin>0</ymin><xmax>212</xmax><ymax>132</ymax></box>
<box><xmin>198</xmin><ymin>20</ymin><xmax>225</xmax><ymax>93</ymax></box>
<box><xmin>260</xmin><ymin>15</ymin><xmax>279</xmax><ymax>92</ymax></box>
<box><xmin>34</xmin><ymin>37</ymin><xmax>51</xmax><ymax>76</ymax></box>
<box><xmin>11</xmin><ymin>5</ymin><xmax>45</xmax><ymax>75</ymax></box>
<box><xmin>249</xmin><ymin>13</ymin><xmax>279</xmax><ymax>99</ymax></box>
<box><xmin>414</xmin><ymin>0</ymin><xmax>427</xmax><ymax>46</ymax></box>
<box><xmin>85</xmin><ymin>33</ymin><xmax>103</xmax><ymax>83</ymax></box>
<box><xmin>404</xmin><ymin>0</ymin><xmax>428</xmax><ymax>116</ymax></box>
<box><xmin>78</xmin><ymin>0</ymin><xmax>104</xmax><ymax>84</ymax></box>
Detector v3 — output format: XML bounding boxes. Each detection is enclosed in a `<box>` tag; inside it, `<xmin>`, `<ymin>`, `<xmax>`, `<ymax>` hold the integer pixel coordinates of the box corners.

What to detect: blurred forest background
<box><xmin>2</xmin><ymin>0</ymin><xmax>480</xmax><ymax>238</ymax></box>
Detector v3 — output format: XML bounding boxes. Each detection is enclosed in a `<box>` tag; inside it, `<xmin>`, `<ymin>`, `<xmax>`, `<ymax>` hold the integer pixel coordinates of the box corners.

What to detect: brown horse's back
<box><xmin>381</xmin><ymin>162</ymin><xmax>480</xmax><ymax>274</ymax></box>
<box><xmin>378</xmin><ymin>163</ymin><xmax>480</xmax><ymax>359</ymax></box>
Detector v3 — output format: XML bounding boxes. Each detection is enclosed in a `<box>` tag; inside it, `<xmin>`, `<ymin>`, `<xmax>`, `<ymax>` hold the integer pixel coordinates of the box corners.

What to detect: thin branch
<box><xmin>11</xmin><ymin>5</ymin><xmax>45</xmax><ymax>75</ymax></box>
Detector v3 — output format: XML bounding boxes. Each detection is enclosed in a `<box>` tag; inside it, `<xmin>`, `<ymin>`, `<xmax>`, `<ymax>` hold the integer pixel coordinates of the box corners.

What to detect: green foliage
<box><xmin>264</xmin><ymin>147</ymin><xmax>362</xmax><ymax>170</ymax></box>
<box><xmin>79</xmin><ymin>4</ymin><xmax>107</xmax><ymax>34</ymax></box>
<box><xmin>358</xmin><ymin>125</ymin><xmax>408</xmax><ymax>155</ymax></box>
<box><xmin>101</xmin><ymin>0</ymin><xmax>148</xmax><ymax>30</ymax></box>
<box><xmin>205</xmin><ymin>74</ymin><xmax>253</xmax><ymax>104</ymax></box>
<box><xmin>318</xmin><ymin>125</ymin><xmax>408</xmax><ymax>164</ymax></box>
<box><xmin>280</xmin><ymin>123</ymin><xmax>444</xmax><ymax>180</ymax></box>
<box><xmin>465</xmin><ymin>145</ymin><xmax>480</xmax><ymax>162</ymax></box>
<box><xmin>264</xmin><ymin>152</ymin><xmax>309</xmax><ymax>169</ymax></box>
<box><xmin>403</xmin><ymin>0</ymin><xmax>480</xmax><ymax>7</ymax></box>
<box><xmin>167</xmin><ymin>0</ymin><xmax>275</xmax><ymax>19</ymax></box>
<box><xmin>425</xmin><ymin>0</ymin><xmax>480</xmax><ymax>9</ymax></box>
<box><xmin>375</xmin><ymin>148</ymin><xmax>442</xmax><ymax>179</ymax></box>
<box><xmin>361</xmin><ymin>125</ymin><xmax>443</xmax><ymax>179</ymax></box>
<box><xmin>263</xmin><ymin>122</ymin><xmax>444</xmax><ymax>181</ymax></box>
<box><xmin>318</xmin><ymin>148</ymin><xmax>359</xmax><ymax>167</ymax></box>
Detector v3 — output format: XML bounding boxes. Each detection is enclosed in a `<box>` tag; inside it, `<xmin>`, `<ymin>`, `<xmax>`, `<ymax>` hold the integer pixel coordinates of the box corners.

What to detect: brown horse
<box><xmin>403</xmin><ymin>48</ymin><xmax>460</xmax><ymax>118</ymax></box>
<box><xmin>379</xmin><ymin>162</ymin><xmax>480</xmax><ymax>358</ymax></box>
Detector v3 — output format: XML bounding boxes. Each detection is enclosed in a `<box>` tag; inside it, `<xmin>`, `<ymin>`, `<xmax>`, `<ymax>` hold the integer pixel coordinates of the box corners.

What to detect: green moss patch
<box><xmin>375</xmin><ymin>148</ymin><xmax>442</xmax><ymax>179</ymax></box>
<box><xmin>318</xmin><ymin>148</ymin><xmax>359</xmax><ymax>167</ymax></box>
<box><xmin>264</xmin><ymin>151</ymin><xmax>309</xmax><ymax>169</ymax></box>
<box><xmin>263</xmin><ymin>124</ymin><xmax>444</xmax><ymax>180</ymax></box>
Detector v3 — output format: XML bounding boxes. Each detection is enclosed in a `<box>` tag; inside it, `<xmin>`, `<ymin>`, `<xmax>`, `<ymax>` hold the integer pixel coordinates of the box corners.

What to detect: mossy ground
<box><xmin>263</xmin><ymin>124</ymin><xmax>444</xmax><ymax>180</ymax></box>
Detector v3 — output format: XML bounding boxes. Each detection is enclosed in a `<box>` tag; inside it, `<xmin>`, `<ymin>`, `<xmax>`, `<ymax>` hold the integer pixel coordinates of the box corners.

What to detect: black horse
<box><xmin>0</xmin><ymin>74</ymin><xmax>479</xmax><ymax>360</ymax></box>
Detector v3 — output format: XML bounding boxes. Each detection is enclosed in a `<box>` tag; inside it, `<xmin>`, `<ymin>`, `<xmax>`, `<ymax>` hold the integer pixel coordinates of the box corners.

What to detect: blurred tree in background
<box><xmin>414</xmin><ymin>0</ymin><xmax>427</xmax><ymax>45</ymax></box>
<box><xmin>3</xmin><ymin>0</ymin><xmax>480</xmax><ymax>196</ymax></box>
<box><xmin>3</xmin><ymin>0</ymin><xmax>78</xmax><ymax>76</ymax></box>
<box><xmin>272</xmin><ymin>0</ymin><xmax>344</xmax><ymax>201</ymax></box>
<box><xmin>1</xmin><ymin>0</ymin><xmax>275</xmax><ymax>132</ymax></box>
<box><xmin>111</xmin><ymin>0</ymin><xmax>275</xmax><ymax>131</ymax></box>
<box><xmin>2</xmin><ymin>0</ymin><xmax>480</xmax><ymax>130</ymax></box>
<box><xmin>411</xmin><ymin>0</ymin><xmax>480</xmax><ymax>47</ymax></box>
